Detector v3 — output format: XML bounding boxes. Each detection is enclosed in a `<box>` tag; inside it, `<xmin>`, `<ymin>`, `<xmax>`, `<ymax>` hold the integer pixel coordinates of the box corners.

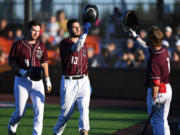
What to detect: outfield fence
<box><xmin>1</xmin><ymin>65</ymin><xmax>180</xmax><ymax>102</ymax></box>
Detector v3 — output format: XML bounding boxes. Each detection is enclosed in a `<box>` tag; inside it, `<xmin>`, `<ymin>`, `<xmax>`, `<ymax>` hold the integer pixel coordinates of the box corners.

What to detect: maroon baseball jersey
<box><xmin>145</xmin><ymin>46</ymin><xmax>170</xmax><ymax>86</ymax></box>
<box><xmin>60</xmin><ymin>38</ymin><xmax>88</xmax><ymax>75</ymax></box>
<box><xmin>8</xmin><ymin>39</ymin><xmax>48</xmax><ymax>69</ymax></box>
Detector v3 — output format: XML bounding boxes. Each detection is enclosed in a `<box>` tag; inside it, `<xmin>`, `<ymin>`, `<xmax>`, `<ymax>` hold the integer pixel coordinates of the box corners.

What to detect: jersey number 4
<box><xmin>71</xmin><ymin>56</ymin><xmax>78</xmax><ymax>65</ymax></box>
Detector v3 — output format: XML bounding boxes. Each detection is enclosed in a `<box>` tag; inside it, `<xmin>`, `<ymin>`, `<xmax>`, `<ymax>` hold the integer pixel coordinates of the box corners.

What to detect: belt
<box><xmin>65</xmin><ymin>75</ymin><xmax>84</xmax><ymax>80</ymax></box>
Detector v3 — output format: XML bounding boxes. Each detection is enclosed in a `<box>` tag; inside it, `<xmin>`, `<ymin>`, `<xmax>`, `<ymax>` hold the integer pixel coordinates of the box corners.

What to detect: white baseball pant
<box><xmin>147</xmin><ymin>84</ymin><xmax>172</xmax><ymax>135</ymax></box>
<box><xmin>53</xmin><ymin>75</ymin><xmax>91</xmax><ymax>135</ymax></box>
<box><xmin>8</xmin><ymin>76</ymin><xmax>45</xmax><ymax>135</ymax></box>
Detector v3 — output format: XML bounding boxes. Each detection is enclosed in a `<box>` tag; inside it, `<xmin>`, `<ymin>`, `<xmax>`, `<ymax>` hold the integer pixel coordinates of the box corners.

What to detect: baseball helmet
<box><xmin>83</xmin><ymin>4</ymin><xmax>99</xmax><ymax>23</ymax></box>
<box><xmin>122</xmin><ymin>10</ymin><xmax>139</xmax><ymax>32</ymax></box>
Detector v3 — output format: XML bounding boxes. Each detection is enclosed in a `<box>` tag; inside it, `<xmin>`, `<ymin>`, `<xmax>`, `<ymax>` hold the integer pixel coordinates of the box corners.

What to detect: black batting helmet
<box><xmin>122</xmin><ymin>10</ymin><xmax>139</xmax><ymax>32</ymax></box>
<box><xmin>83</xmin><ymin>4</ymin><xmax>99</xmax><ymax>23</ymax></box>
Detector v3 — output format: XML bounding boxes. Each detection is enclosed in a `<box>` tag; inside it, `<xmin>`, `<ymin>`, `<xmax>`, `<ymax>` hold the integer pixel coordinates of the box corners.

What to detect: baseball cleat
<box><xmin>80</xmin><ymin>129</ymin><xmax>88</xmax><ymax>135</ymax></box>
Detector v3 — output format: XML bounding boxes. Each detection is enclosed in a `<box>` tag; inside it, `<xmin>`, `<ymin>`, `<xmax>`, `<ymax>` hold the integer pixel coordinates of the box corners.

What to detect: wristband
<box><xmin>45</xmin><ymin>77</ymin><xmax>51</xmax><ymax>83</ymax></box>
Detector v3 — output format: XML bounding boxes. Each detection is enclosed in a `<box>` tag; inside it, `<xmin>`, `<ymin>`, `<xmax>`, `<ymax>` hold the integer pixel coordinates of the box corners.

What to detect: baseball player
<box><xmin>130</xmin><ymin>27</ymin><xmax>172</xmax><ymax>135</ymax></box>
<box><xmin>7</xmin><ymin>20</ymin><xmax>52</xmax><ymax>135</ymax></box>
<box><xmin>53</xmin><ymin>18</ymin><xmax>92</xmax><ymax>135</ymax></box>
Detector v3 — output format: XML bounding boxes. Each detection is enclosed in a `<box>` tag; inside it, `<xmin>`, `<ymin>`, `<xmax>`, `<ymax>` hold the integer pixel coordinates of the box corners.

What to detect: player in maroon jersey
<box><xmin>53</xmin><ymin>19</ymin><xmax>92</xmax><ymax>135</ymax></box>
<box><xmin>8</xmin><ymin>20</ymin><xmax>52</xmax><ymax>135</ymax></box>
<box><xmin>130</xmin><ymin>26</ymin><xmax>172</xmax><ymax>135</ymax></box>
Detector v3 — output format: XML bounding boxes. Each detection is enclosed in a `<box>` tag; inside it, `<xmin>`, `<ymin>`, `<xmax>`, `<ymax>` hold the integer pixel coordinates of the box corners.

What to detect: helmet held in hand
<box><xmin>122</xmin><ymin>10</ymin><xmax>139</xmax><ymax>32</ymax></box>
<box><xmin>83</xmin><ymin>4</ymin><xmax>99</xmax><ymax>23</ymax></box>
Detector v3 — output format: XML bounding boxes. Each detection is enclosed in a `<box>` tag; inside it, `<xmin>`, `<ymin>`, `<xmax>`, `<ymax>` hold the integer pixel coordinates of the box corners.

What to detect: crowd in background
<box><xmin>1</xmin><ymin>8</ymin><xmax>180</xmax><ymax>69</ymax></box>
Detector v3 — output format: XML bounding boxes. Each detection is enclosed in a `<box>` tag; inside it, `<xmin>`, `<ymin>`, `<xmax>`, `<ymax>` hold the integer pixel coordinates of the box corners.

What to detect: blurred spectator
<box><xmin>117</xmin><ymin>52</ymin><xmax>136</xmax><ymax>68</ymax></box>
<box><xmin>162</xmin><ymin>40</ymin><xmax>170</xmax><ymax>48</ymax></box>
<box><xmin>164</xmin><ymin>26</ymin><xmax>172</xmax><ymax>40</ymax></box>
<box><xmin>106</xmin><ymin>7</ymin><xmax>122</xmax><ymax>39</ymax></box>
<box><xmin>134</xmin><ymin>29</ymin><xmax>147</xmax><ymax>49</ymax></box>
<box><xmin>39</xmin><ymin>23</ymin><xmax>52</xmax><ymax>49</ymax></box>
<box><xmin>57</xmin><ymin>10</ymin><xmax>69</xmax><ymax>36</ymax></box>
<box><xmin>87</xmin><ymin>47</ymin><xmax>99</xmax><ymax>68</ymax></box>
<box><xmin>0</xmin><ymin>19</ymin><xmax>8</xmax><ymax>37</ymax></box>
<box><xmin>40</xmin><ymin>23</ymin><xmax>46</xmax><ymax>36</ymax></box>
<box><xmin>171</xmin><ymin>40</ymin><xmax>180</xmax><ymax>68</ymax></box>
<box><xmin>171</xmin><ymin>51</ymin><xmax>180</xmax><ymax>68</ymax></box>
<box><xmin>164</xmin><ymin>26</ymin><xmax>175</xmax><ymax>48</ymax></box>
<box><xmin>175</xmin><ymin>25</ymin><xmax>180</xmax><ymax>41</ymax></box>
<box><xmin>101</xmin><ymin>42</ymin><xmax>119</xmax><ymax>67</ymax></box>
<box><xmin>117</xmin><ymin>39</ymin><xmax>137</xmax><ymax>68</ymax></box>
<box><xmin>7</xmin><ymin>30</ymin><xmax>14</xmax><ymax>40</ymax></box>
<box><xmin>122</xmin><ymin>38</ymin><xmax>137</xmax><ymax>54</ymax></box>
<box><xmin>40</xmin><ymin>33</ymin><xmax>51</xmax><ymax>49</ymax></box>
<box><xmin>46</xmin><ymin>15</ymin><xmax>60</xmax><ymax>48</ymax></box>
<box><xmin>0</xmin><ymin>45</ymin><xmax>8</xmax><ymax>65</ymax></box>
<box><xmin>47</xmin><ymin>15</ymin><xmax>59</xmax><ymax>37</ymax></box>
<box><xmin>162</xmin><ymin>40</ymin><xmax>173</xmax><ymax>56</ymax></box>
<box><xmin>135</xmin><ymin>49</ymin><xmax>146</xmax><ymax>68</ymax></box>
<box><xmin>0</xmin><ymin>36</ymin><xmax>13</xmax><ymax>54</ymax></box>
<box><xmin>14</xmin><ymin>29</ymin><xmax>23</xmax><ymax>41</ymax></box>
<box><xmin>54</xmin><ymin>29</ymin><xmax>66</xmax><ymax>45</ymax></box>
<box><xmin>139</xmin><ymin>29</ymin><xmax>147</xmax><ymax>40</ymax></box>
<box><xmin>85</xmin><ymin>27</ymin><xmax>100</xmax><ymax>56</ymax></box>
<box><xmin>134</xmin><ymin>29</ymin><xmax>149</xmax><ymax>63</ymax></box>
<box><xmin>47</xmin><ymin>28</ymin><xmax>66</xmax><ymax>49</ymax></box>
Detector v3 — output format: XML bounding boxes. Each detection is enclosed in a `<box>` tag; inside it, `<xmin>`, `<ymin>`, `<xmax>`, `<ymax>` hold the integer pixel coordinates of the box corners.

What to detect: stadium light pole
<box><xmin>24</xmin><ymin>0</ymin><xmax>34</xmax><ymax>35</ymax></box>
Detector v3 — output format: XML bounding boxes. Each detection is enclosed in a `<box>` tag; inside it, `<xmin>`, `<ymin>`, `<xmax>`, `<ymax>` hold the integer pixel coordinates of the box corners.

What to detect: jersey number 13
<box><xmin>71</xmin><ymin>56</ymin><xmax>78</xmax><ymax>65</ymax></box>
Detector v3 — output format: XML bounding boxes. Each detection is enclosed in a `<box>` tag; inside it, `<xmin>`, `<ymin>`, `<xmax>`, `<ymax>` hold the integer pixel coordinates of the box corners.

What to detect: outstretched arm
<box><xmin>129</xmin><ymin>29</ymin><xmax>147</xmax><ymax>48</ymax></box>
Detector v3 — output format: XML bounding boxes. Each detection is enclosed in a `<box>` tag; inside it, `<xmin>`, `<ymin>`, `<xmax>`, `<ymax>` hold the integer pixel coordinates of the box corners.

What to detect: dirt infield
<box><xmin>1</xmin><ymin>94</ymin><xmax>180</xmax><ymax>135</ymax></box>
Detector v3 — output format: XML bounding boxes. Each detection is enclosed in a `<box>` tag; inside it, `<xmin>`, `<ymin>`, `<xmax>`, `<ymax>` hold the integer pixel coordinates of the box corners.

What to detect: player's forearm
<box><xmin>136</xmin><ymin>37</ymin><xmax>147</xmax><ymax>48</ymax></box>
<box><xmin>129</xmin><ymin>29</ymin><xmax>147</xmax><ymax>48</ymax></box>
<box><xmin>152</xmin><ymin>86</ymin><xmax>159</xmax><ymax>98</ymax></box>
<box><xmin>42</xmin><ymin>62</ymin><xmax>49</xmax><ymax>78</ymax></box>
<box><xmin>71</xmin><ymin>34</ymin><xmax>87</xmax><ymax>52</ymax></box>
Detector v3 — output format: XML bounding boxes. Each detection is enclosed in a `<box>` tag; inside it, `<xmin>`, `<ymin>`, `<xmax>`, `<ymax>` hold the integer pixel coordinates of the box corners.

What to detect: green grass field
<box><xmin>0</xmin><ymin>105</ymin><xmax>147</xmax><ymax>135</ymax></box>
